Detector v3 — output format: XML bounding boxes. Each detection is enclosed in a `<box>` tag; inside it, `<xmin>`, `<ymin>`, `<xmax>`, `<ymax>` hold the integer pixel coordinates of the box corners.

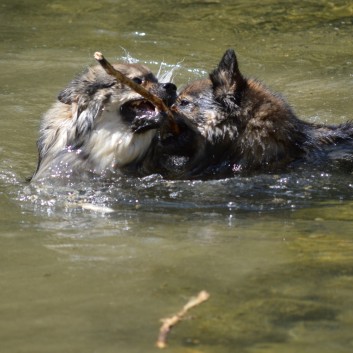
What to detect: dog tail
<box><xmin>311</xmin><ymin>121</ymin><xmax>353</xmax><ymax>145</ymax></box>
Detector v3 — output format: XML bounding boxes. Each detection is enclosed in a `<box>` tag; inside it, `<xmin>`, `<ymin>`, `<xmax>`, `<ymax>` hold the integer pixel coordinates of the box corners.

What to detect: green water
<box><xmin>1</xmin><ymin>1</ymin><xmax>353</xmax><ymax>352</ymax></box>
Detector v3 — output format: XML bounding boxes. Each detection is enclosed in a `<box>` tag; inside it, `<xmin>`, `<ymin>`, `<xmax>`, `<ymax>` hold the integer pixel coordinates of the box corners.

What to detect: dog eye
<box><xmin>179</xmin><ymin>99</ymin><xmax>191</xmax><ymax>107</ymax></box>
<box><xmin>132</xmin><ymin>77</ymin><xmax>143</xmax><ymax>84</ymax></box>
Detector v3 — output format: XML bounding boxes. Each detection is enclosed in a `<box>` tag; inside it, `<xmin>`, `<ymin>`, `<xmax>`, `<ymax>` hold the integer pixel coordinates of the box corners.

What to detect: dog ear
<box><xmin>57</xmin><ymin>73</ymin><xmax>86</xmax><ymax>105</ymax></box>
<box><xmin>57</xmin><ymin>67</ymin><xmax>115</xmax><ymax>105</ymax></box>
<box><xmin>58</xmin><ymin>80</ymin><xmax>112</xmax><ymax>144</ymax></box>
<box><xmin>58</xmin><ymin>85</ymin><xmax>77</xmax><ymax>104</ymax></box>
<box><xmin>71</xmin><ymin>95</ymin><xmax>109</xmax><ymax>143</ymax></box>
<box><xmin>209</xmin><ymin>49</ymin><xmax>245</xmax><ymax>104</ymax></box>
<box><xmin>57</xmin><ymin>68</ymin><xmax>116</xmax><ymax>142</ymax></box>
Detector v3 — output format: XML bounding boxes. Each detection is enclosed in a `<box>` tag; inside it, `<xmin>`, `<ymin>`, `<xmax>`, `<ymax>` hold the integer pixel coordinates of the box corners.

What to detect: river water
<box><xmin>1</xmin><ymin>1</ymin><xmax>353</xmax><ymax>352</ymax></box>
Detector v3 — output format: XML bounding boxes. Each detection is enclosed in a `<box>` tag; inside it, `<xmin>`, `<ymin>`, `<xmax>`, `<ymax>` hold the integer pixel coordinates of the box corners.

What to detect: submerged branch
<box><xmin>156</xmin><ymin>290</ymin><xmax>210</xmax><ymax>349</ymax></box>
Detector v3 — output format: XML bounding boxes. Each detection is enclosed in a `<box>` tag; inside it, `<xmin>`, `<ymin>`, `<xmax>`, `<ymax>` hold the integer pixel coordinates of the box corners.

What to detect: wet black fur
<box><xmin>151</xmin><ymin>49</ymin><xmax>353</xmax><ymax>178</ymax></box>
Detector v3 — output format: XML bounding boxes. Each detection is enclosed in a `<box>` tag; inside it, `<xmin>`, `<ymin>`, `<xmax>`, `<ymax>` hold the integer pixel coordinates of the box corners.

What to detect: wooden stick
<box><xmin>156</xmin><ymin>290</ymin><xmax>210</xmax><ymax>349</ymax></box>
<box><xmin>94</xmin><ymin>52</ymin><xmax>179</xmax><ymax>133</ymax></box>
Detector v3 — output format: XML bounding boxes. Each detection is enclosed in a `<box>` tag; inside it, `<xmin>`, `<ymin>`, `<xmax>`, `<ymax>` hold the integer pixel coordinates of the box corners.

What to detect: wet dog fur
<box><xmin>156</xmin><ymin>49</ymin><xmax>353</xmax><ymax>178</ymax></box>
<box><xmin>31</xmin><ymin>61</ymin><xmax>176</xmax><ymax>181</ymax></box>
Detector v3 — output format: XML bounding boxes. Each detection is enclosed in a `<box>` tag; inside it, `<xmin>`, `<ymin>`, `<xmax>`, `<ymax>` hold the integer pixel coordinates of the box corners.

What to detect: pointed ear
<box><xmin>209</xmin><ymin>49</ymin><xmax>245</xmax><ymax>102</ymax></box>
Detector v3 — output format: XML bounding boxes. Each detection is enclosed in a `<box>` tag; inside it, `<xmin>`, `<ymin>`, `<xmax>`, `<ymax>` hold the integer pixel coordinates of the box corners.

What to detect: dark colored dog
<box><xmin>31</xmin><ymin>62</ymin><xmax>176</xmax><ymax>181</ymax></box>
<box><xmin>156</xmin><ymin>49</ymin><xmax>353</xmax><ymax>178</ymax></box>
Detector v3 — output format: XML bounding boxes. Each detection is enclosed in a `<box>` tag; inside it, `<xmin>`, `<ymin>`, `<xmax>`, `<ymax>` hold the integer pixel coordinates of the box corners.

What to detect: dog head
<box><xmin>156</xmin><ymin>49</ymin><xmax>245</xmax><ymax>177</ymax></box>
<box><xmin>33</xmin><ymin>62</ymin><xmax>177</xmax><ymax>180</ymax></box>
<box><xmin>158</xmin><ymin>49</ymin><xmax>305</xmax><ymax>177</ymax></box>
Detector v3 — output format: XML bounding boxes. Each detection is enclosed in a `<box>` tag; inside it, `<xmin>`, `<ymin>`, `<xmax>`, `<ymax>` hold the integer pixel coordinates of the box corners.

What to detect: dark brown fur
<box><xmin>154</xmin><ymin>49</ymin><xmax>353</xmax><ymax>178</ymax></box>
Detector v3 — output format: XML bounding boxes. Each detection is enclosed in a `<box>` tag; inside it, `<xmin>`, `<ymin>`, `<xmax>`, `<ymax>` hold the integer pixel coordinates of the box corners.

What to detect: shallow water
<box><xmin>1</xmin><ymin>0</ymin><xmax>353</xmax><ymax>352</ymax></box>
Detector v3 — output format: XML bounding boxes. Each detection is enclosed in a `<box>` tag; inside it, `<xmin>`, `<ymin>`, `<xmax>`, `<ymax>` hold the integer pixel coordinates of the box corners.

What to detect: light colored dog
<box><xmin>31</xmin><ymin>62</ymin><xmax>176</xmax><ymax>181</ymax></box>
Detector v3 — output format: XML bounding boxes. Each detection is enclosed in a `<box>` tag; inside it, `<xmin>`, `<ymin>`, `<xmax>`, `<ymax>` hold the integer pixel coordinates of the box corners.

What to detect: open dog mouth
<box><xmin>121</xmin><ymin>99</ymin><xmax>162</xmax><ymax>134</ymax></box>
<box><xmin>121</xmin><ymin>99</ymin><xmax>157</xmax><ymax>121</ymax></box>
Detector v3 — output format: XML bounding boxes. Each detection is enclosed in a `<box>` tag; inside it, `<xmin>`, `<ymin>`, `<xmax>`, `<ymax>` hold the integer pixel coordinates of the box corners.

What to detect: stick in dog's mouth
<box><xmin>94</xmin><ymin>51</ymin><xmax>179</xmax><ymax>135</ymax></box>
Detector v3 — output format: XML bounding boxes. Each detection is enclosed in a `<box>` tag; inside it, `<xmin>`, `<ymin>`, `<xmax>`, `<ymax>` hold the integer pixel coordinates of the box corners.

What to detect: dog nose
<box><xmin>163</xmin><ymin>83</ymin><xmax>177</xmax><ymax>94</ymax></box>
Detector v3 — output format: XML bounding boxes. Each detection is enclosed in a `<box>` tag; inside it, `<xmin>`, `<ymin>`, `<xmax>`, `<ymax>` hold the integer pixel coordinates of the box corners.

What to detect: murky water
<box><xmin>1</xmin><ymin>0</ymin><xmax>353</xmax><ymax>352</ymax></box>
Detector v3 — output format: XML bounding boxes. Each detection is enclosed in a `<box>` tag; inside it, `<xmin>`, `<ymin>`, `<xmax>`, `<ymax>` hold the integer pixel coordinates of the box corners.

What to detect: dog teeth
<box><xmin>131</xmin><ymin>101</ymin><xmax>142</xmax><ymax>107</ymax></box>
